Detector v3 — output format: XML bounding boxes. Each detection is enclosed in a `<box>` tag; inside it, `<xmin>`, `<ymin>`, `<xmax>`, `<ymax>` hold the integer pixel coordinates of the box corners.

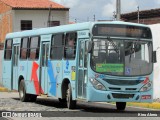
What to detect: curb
<box><xmin>96</xmin><ymin>102</ymin><xmax>160</xmax><ymax>110</ymax></box>
<box><xmin>127</xmin><ymin>102</ymin><xmax>160</xmax><ymax>110</ymax></box>
<box><xmin>0</xmin><ymin>87</ymin><xmax>8</xmax><ymax>92</ymax></box>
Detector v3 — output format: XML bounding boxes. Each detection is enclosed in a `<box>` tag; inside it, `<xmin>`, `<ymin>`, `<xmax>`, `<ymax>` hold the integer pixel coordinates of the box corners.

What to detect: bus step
<box><xmin>40</xmin><ymin>94</ymin><xmax>48</xmax><ymax>98</ymax></box>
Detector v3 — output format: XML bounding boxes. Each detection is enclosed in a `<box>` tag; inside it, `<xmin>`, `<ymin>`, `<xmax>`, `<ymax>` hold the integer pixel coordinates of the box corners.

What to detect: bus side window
<box><xmin>29</xmin><ymin>36</ymin><xmax>40</xmax><ymax>60</ymax></box>
<box><xmin>20</xmin><ymin>37</ymin><xmax>29</xmax><ymax>59</ymax></box>
<box><xmin>64</xmin><ymin>32</ymin><xmax>77</xmax><ymax>59</ymax></box>
<box><xmin>50</xmin><ymin>34</ymin><xmax>64</xmax><ymax>60</ymax></box>
<box><xmin>4</xmin><ymin>39</ymin><xmax>12</xmax><ymax>60</ymax></box>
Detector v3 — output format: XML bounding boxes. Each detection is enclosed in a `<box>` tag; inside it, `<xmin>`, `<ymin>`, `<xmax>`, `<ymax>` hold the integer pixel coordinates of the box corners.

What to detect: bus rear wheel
<box><xmin>29</xmin><ymin>94</ymin><xmax>37</xmax><ymax>102</ymax></box>
<box><xmin>66</xmin><ymin>83</ymin><xmax>76</xmax><ymax>109</ymax></box>
<box><xmin>19</xmin><ymin>80</ymin><xmax>30</xmax><ymax>102</ymax></box>
<box><xmin>116</xmin><ymin>102</ymin><xmax>126</xmax><ymax>111</ymax></box>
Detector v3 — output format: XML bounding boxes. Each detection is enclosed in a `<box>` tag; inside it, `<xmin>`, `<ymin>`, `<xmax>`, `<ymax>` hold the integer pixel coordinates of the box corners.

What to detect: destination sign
<box><xmin>92</xmin><ymin>24</ymin><xmax>152</xmax><ymax>39</ymax></box>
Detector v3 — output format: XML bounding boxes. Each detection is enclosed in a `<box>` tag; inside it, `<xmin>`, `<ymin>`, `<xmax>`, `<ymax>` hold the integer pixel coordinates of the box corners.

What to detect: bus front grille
<box><xmin>109</xmin><ymin>87</ymin><xmax>121</xmax><ymax>90</ymax></box>
<box><xmin>125</xmin><ymin>88</ymin><xmax>137</xmax><ymax>91</ymax></box>
<box><xmin>112</xmin><ymin>93</ymin><xmax>134</xmax><ymax>99</ymax></box>
<box><xmin>103</xmin><ymin>79</ymin><xmax>143</xmax><ymax>85</ymax></box>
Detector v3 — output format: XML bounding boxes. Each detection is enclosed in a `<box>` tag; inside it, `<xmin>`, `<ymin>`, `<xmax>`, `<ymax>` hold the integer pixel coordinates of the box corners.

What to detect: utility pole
<box><xmin>48</xmin><ymin>5</ymin><xmax>52</xmax><ymax>27</ymax></box>
<box><xmin>116</xmin><ymin>0</ymin><xmax>121</xmax><ymax>21</ymax></box>
<box><xmin>137</xmin><ymin>6</ymin><xmax>140</xmax><ymax>23</ymax></box>
<box><xmin>93</xmin><ymin>14</ymin><xmax>95</xmax><ymax>22</ymax></box>
<box><xmin>113</xmin><ymin>11</ymin><xmax>116</xmax><ymax>21</ymax></box>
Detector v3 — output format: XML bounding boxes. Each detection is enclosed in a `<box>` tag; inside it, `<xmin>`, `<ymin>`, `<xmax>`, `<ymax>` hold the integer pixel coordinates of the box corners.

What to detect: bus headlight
<box><xmin>140</xmin><ymin>82</ymin><xmax>152</xmax><ymax>92</ymax></box>
<box><xmin>90</xmin><ymin>78</ymin><xmax>106</xmax><ymax>91</ymax></box>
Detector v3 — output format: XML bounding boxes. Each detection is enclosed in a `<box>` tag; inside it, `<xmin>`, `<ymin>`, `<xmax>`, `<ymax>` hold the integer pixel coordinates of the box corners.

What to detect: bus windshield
<box><xmin>91</xmin><ymin>38</ymin><xmax>153</xmax><ymax>76</ymax></box>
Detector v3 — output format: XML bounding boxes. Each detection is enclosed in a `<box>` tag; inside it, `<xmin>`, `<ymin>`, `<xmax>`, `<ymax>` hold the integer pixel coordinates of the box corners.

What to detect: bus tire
<box><xmin>19</xmin><ymin>80</ymin><xmax>29</xmax><ymax>102</ymax></box>
<box><xmin>116</xmin><ymin>102</ymin><xmax>126</xmax><ymax>111</ymax></box>
<box><xmin>58</xmin><ymin>98</ymin><xmax>66</xmax><ymax>103</ymax></box>
<box><xmin>29</xmin><ymin>94</ymin><xmax>37</xmax><ymax>102</ymax></box>
<box><xmin>66</xmin><ymin>83</ymin><xmax>76</xmax><ymax>109</ymax></box>
<box><xmin>58</xmin><ymin>98</ymin><xmax>67</xmax><ymax>107</ymax></box>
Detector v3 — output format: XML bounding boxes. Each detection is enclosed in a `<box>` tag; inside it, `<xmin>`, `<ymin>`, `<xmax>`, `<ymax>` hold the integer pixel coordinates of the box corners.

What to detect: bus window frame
<box><xmin>50</xmin><ymin>33</ymin><xmax>64</xmax><ymax>60</ymax></box>
<box><xmin>4</xmin><ymin>39</ymin><xmax>13</xmax><ymax>60</ymax></box>
<box><xmin>20</xmin><ymin>37</ymin><xmax>29</xmax><ymax>60</ymax></box>
<box><xmin>28</xmin><ymin>36</ymin><xmax>40</xmax><ymax>61</ymax></box>
<box><xmin>64</xmin><ymin>32</ymin><xmax>77</xmax><ymax>60</ymax></box>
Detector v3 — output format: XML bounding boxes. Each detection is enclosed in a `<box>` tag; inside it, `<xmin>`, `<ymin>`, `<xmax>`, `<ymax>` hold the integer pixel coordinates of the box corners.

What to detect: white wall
<box><xmin>149</xmin><ymin>24</ymin><xmax>160</xmax><ymax>99</ymax></box>
<box><xmin>13</xmin><ymin>10</ymin><xmax>69</xmax><ymax>32</ymax></box>
<box><xmin>0</xmin><ymin>50</ymin><xmax>3</xmax><ymax>85</ymax></box>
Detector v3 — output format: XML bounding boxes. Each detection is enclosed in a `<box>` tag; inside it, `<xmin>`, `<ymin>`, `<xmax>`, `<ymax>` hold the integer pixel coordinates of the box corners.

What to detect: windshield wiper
<box><xmin>129</xmin><ymin>41</ymin><xmax>139</xmax><ymax>63</ymax></box>
<box><xmin>107</xmin><ymin>38</ymin><xmax>119</xmax><ymax>53</ymax></box>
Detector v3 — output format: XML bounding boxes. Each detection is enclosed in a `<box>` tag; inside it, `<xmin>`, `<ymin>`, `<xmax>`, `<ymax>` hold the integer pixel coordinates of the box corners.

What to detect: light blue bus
<box><xmin>2</xmin><ymin>21</ymin><xmax>157</xmax><ymax>110</ymax></box>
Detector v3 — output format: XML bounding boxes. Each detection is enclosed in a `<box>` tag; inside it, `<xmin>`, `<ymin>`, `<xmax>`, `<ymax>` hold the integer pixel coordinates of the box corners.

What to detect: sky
<box><xmin>52</xmin><ymin>0</ymin><xmax>160</xmax><ymax>22</ymax></box>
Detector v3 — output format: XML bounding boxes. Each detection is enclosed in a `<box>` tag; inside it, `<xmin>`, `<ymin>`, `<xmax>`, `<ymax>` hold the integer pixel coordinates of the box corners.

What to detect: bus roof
<box><xmin>5</xmin><ymin>21</ymin><xmax>149</xmax><ymax>39</ymax></box>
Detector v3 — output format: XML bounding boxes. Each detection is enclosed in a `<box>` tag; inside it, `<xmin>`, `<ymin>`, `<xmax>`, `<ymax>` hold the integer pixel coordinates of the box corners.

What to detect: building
<box><xmin>149</xmin><ymin>24</ymin><xmax>160</xmax><ymax>99</ymax></box>
<box><xmin>0</xmin><ymin>0</ymin><xmax>69</xmax><ymax>49</ymax></box>
<box><xmin>121</xmin><ymin>8</ymin><xmax>160</xmax><ymax>25</ymax></box>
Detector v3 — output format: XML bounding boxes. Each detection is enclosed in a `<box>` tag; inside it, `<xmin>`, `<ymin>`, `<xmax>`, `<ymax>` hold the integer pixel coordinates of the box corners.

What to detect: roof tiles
<box><xmin>0</xmin><ymin>0</ymin><xmax>68</xmax><ymax>9</ymax></box>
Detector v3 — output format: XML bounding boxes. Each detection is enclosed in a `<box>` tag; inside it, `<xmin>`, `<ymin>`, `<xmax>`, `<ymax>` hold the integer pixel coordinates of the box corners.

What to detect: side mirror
<box><xmin>88</xmin><ymin>41</ymin><xmax>93</xmax><ymax>53</ymax></box>
<box><xmin>152</xmin><ymin>51</ymin><xmax>157</xmax><ymax>63</ymax></box>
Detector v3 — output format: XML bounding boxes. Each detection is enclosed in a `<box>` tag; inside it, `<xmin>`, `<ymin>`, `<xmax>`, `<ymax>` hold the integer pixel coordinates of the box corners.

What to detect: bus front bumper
<box><xmin>87</xmin><ymin>87</ymin><xmax>153</xmax><ymax>102</ymax></box>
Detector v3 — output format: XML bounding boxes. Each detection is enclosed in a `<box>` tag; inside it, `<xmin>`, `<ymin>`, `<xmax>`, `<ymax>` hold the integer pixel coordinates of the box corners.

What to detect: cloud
<box><xmin>102</xmin><ymin>0</ymin><xmax>138</xmax><ymax>18</ymax></box>
<box><xmin>63</xmin><ymin>0</ymin><xmax>79</xmax><ymax>8</ymax></box>
<box><xmin>52</xmin><ymin>0</ymin><xmax>159</xmax><ymax>21</ymax></box>
<box><xmin>52</xmin><ymin>0</ymin><xmax>62</xmax><ymax>4</ymax></box>
<box><xmin>156</xmin><ymin>0</ymin><xmax>160</xmax><ymax>4</ymax></box>
<box><xmin>102</xmin><ymin>0</ymin><xmax>116</xmax><ymax>18</ymax></box>
<box><xmin>121</xmin><ymin>0</ymin><xmax>138</xmax><ymax>13</ymax></box>
<box><xmin>53</xmin><ymin>0</ymin><xmax>107</xmax><ymax>22</ymax></box>
<box><xmin>52</xmin><ymin>0</ymin><xmax>79</xmax><ymax>8</ymax></box>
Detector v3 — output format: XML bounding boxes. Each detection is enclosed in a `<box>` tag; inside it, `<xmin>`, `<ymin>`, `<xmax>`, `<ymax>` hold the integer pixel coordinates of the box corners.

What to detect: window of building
<box><xmin>21</xmin><ymin>20</ymin><xmax>32</xmax><ymax>30</ymax></box>
<box><xmin>29</xmin><ymin>36</ymin><xmax>40</xmax><ymax>60</ymax></box>
<box><xmin>4</xmin><ymin>40</ymin><xmax>12</xmax><ymax>60</ymax></box>
<box><xmin>20</xmin><ymin>38</ymin><xmax>29</xmax><ymax>59</ymax></box>
<box><xmin>48</xmin><ymin>21</ymin><xmax>60</xmax><ymax>27</ymax></box>
<box><xmin>50</xmin><ymin>34</ymin><xmax>64</xmax><ymax>60</ymax></box>
<box><xmin>64</xmin><ymin>32</ymin><xmax>77</xmax><ymax>59</ymax></box>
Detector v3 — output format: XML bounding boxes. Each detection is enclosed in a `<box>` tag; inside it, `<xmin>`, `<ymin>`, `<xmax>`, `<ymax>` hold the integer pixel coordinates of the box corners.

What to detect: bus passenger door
<box><xmin>77</xmin><ymin>40</ymin><xmax>88</xmax><ymax>99</ymax></box>
<box><xmin>40</xmin><ymin>42</ymin><xmax>49</xmax><ymax>94</ymax></box>
<box><xmin>12</xmin><ymin>44</ymin><xmax>20</xmax><ymax>90</ymax></box>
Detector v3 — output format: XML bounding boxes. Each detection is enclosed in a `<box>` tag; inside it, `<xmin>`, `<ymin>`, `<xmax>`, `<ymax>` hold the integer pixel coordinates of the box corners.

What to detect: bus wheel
<box><xmin>66</xmin><ymin>83</ymin><xmax>76</xmax><ymax>109</ymax></box>
<box><xmin>19</xmin><ymin>80</ymin><xmax>29</xmax><ymax>102</ymax></box>
<box><xmin>116</xmin><ymin>102</ymin><xmax>126</xmax><ymax>111</ymax></box>
<box><xmin>58</xmin><ymin>98</ymin><xmax>67</xmax><ymax>107</ymax></box>
<box><xmin>58</xmin><ymin>98</ymin><xmax>66</xmax><ymax>103</ymax></box>
<box><xmin>29</xmin><ymin>94</ymin><xmax>37</xmax><ymax>102</ymax></box>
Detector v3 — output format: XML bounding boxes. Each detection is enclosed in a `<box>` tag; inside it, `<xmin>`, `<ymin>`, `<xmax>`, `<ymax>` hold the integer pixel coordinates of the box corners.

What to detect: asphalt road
<box><xmin>0</xmin><ymin>92</ymin><xmax>159</xmax><ymax>120</ymax></box>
